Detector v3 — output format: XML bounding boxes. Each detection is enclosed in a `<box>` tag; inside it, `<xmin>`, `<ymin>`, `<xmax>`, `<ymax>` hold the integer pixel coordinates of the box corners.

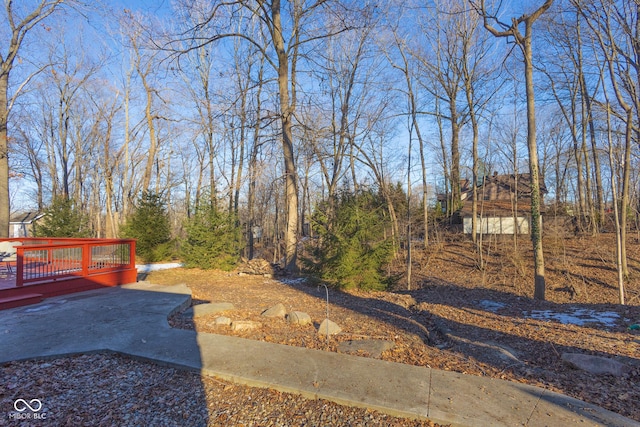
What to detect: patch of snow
<box><xmin>24</xmin><ymin>300</ymin><xmax>67</xmax><ymax>313</ymax></box>
<box><xmin>524</xmin><ymin>308</ymin><xmax>620</xmax><ymax>327</ymax></box>
<box><xmin>24</xmin><ymin>305</ymin><xmax>55</xmax><ymax>313</ymax></box>
<box><xmin>278</xmin><ymin>277</ymin><xmax>308</xmax><ymax>285</ymax></box>
<box><xmin>478</xmin><ymin>300</ymin><xmax>506</xmax><ymax>312</ymax></box>
<box><xmin>136</xmin><ymin>263</ymin><xmax>183</xmax><ymax>273</ymax></box>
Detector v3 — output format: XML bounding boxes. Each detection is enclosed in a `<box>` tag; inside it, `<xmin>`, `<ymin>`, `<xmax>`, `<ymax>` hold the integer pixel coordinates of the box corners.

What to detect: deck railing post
<box><xmin>16</xmin><ymin>247</ymin><xmax>24</xmax><ymax>287</ymax></box>
<box><xmin>129</xmin><ymin>240</ymin><xmax>136</xmax><ymax>268</ymax></box>
<box><xmin>82</xmin><ymin>242</ymin><xmax>90</xmax><ymax>278</ymax></box>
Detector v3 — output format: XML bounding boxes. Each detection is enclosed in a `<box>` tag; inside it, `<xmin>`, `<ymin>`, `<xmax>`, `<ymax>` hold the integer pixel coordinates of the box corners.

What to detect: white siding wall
<box><xmin>463</xmin><ymin>216</ymin><xmax>530</xmax><ymax>234</ymax></box>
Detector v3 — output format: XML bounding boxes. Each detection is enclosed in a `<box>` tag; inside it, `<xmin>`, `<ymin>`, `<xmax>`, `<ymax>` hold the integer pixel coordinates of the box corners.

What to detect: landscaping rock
<box><xmin>561</xmin><ymin>353</ymin><xmax>630</xmax><ymax>376</ymax></box>
<box><xmin>317</xmin><ymin>319</ymin><xmax>341</xmax><ymax>336</ymax></box>
<box><xmin>261</xmin><ymin>303</ymin><xmax>287</xmax><ymax>318</ymax></box>
<box><xmin>214</xmin><ymin>316</ymin><xmax>232</xmax><ymax>326</ymax></box>
<box><xmin>338</xmin><ymin>339</ymin><xmax>395</xmax><ymax>358</ymax></box>
<box><xmin>286</xmin><ymin>311</ymin><xmax>312</xmax><ymax>326</ymax></box>
<box><xmin>182</xmin><ymin>302</ymin><xmax>235</xmax><ymax>319</ymax></box>
<box><xmin>231</xmin><ymin>321</ymin><xmax>260</xmax><ymax>331</ymax></box>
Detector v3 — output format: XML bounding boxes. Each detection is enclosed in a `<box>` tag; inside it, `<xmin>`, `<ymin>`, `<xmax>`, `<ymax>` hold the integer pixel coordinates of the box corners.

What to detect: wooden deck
<box><xmin>0</xmin><ymin>238</ymin><xmax>137</xmax><ymax>310</ymax></box>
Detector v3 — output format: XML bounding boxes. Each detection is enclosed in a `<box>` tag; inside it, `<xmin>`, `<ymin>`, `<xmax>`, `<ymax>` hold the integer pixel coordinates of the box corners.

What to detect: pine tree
<box><xmin>308</xmin><ymin>190</ymin><xmax>394</xmax><ymax>291</ymax></box>
<box><xmin>35</xmin><ymin>196</ymin><xmax>90</xmax><ymax>238</ymax></box>
<box><xmin>121</xmin><ymin>192</ymin><xmax>172</xmax><ymax>263</ymax></box>
<box><xmin>181</xmin><ymin>205</ymin><xmax>243</xmax><ymax>271</ymax></box>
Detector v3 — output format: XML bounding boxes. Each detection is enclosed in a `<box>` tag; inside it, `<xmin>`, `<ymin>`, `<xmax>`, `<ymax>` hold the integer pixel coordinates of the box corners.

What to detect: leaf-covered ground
<box><xmin>156</xmin><ymin>233</ymin><xmax>640</xmax><ymax>422</ymax></box>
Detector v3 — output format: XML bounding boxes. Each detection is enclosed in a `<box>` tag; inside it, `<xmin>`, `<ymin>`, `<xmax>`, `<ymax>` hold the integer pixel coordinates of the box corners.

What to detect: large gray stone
<box><xmin>231</xmin><ymin>320</ymin><xmax>260</xmax><ymax>331</ymax></box>
<box><xmin>317</xmin><ymin>318</ymin><xmax>342</xmax><ymax>336</ymax></box>
<box><xmin>338</xmin><ymin>339</ymin><xmax>395</xmax><ymax>358</ymax></box>
<box><xmin>261</xmin><ymin>303</ymin><xmax>287</xmax><ymax>318</ymax></box>
<box><xmin>214</xmin><ymin>316</ymin><xmax>232</xmax><ymax>326</ymax></box>
<box><xmin>286</xmin><ymin>311</ymin><xmax>312</xmax><ymax>326</ymax></box>
<box><xmin>561</xmin><ymin>353</ymin><xmax>630</xmax><ymax>376</ymax></box>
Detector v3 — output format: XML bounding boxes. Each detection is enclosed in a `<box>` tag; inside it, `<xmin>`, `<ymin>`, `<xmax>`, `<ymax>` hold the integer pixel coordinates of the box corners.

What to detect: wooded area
<box><xmin>2</xmin><ymin>0</ymin><xmax>640</xmax><ymax>302</ymax></box>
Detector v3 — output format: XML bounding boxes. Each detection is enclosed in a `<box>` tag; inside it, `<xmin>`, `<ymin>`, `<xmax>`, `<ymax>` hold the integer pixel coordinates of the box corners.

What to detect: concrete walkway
<box><xmin>0</xmin><ymin>282</ymin><xmax>637</xmax><ymax>427</ymax></box>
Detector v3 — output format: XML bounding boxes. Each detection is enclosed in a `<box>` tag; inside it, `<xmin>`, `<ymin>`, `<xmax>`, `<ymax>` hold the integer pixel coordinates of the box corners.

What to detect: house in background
<box><xmin>9</xmin><ymin>212</ymin><xmax>44</xmax><ymax>237</ymax></box>
<box><xmin>457</xmin><ymin>172</ymin><xmax>547</xmax><ymax>235</ymax></box>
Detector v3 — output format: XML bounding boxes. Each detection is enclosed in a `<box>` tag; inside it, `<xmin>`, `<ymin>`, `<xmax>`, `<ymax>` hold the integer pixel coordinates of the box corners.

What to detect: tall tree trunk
<box><xmin>104</xmin><ymin>119</ymin><xmax>117</xmax><ymax>238</ymax></box>
<box><xmin>272</xmin><ymin>0</ymin><xmax>299</xmax><ymax>272</ymax></box>
<box><xmin>584</xmin><ymin>78</ymin><xmax>605</xmax><ymax>228</ymax></box>
<box><xmin>476</xmin><ymin>0</ymin><xmax>552</xmax><ymax>300</ymax></box>
<box><xmin>123</xmin><ymin>62</ymin><xmax>133</xmax><ymax>217</ymax></box>
<box><xmin>572</xmin><ymin>125</ymin><xmax>585</xmax><ymax>225</ymax></box>
<box><xmin>234</xmin><ymin>125</ymin><xmax>245</xmax><ymax>216</ymax></box>
<box><xmin>605</xmin><ymin>103</ymin><xmax>625</xmax><ymax>304</ymax></box>
<box><xmin>407</xmin><ymin>133</ymin><xmax>412</xmax><ymax>290</ymax></box>
<box><xmin>393</xmin><ymin>36</ymin><xmax>429</xmax><ymax>247</ymax></box>
<box><xmin>620</xmin><ymin>109</ymin><xmax>632</xmax><ymax>277</ymax></box>
<box><xmin>420</xmin><ymin>134</ymin><xmax>429</xmax><ymax>248</ymax></box>
<box><xmin>57</xmin><ymin>92</ymin><xmax>71</xmax><ymax>199</ymax></box>
<box><xmin>208</xmin><ymin>136</ymin><xmax>216</xmax><ymax>209</ymax></box>
<box><xmin>580</xmin><ymin>130</ymin><xmax>595</xmax><ymax>233</ymax></box>
<box><xmin>435</xmin><ymin>96</ymin><xmax>450</xmax><ymax>217</ymax></box>
<box><xmin>449</xmin><ymin>99</ymin><xmax>461</xmax><ymax>214</ymax></box>
<box><xmin>523</xmin><ymin>27</ymin><xmax>546</xmax><ymax>301</ymax></box>
<box><xmin>247</xmin><ymin>64</ymin><xmax>265</xmax><ymax>260</ymax></box>
<box><xmin>141</xmin><ymin>77</ymin><xmax>157</xmax><ymax>192</ymax></box>
<box><xmin>464</xmin><ymin>78</ymin><xmax>479</xmax><ymax>246</ymax></box>
<box><xmin>0</xmin><ymin>74</ymin><xmax>8</xmax><ymax>237</ymax></box>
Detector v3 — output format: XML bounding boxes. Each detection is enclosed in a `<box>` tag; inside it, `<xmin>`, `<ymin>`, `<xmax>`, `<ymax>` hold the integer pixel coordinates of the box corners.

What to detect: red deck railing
<box><xmin>6</xmin><ymin>237</ymin><xmax>137</xmax><ymax>288</ymax></box>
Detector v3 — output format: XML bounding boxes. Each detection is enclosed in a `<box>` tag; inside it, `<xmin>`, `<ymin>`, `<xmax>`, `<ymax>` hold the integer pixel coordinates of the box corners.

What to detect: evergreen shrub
<box><xmin>35</xmin><ymin>196</ymin><xmax>91</xmax><ymax>238</ymax></box>
<box><xmin>307</xmin><ymin>189</ymin><xmax>394</xmax><ymax>291</ymax></box>
<box><xmin>181</xmin><ymin>205</ymin><xmax>243</xmax><ymax>271</ymax></box>
<box><xmin>121</xmin><ymin>192</ymin><xmax>172</xmax><ymax>263</ymax></box>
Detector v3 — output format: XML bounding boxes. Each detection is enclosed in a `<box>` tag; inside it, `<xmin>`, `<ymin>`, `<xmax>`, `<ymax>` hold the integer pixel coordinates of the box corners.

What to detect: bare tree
<box><xmin>0</xmin><ymin>0</ymin><xmax>67</xmax><ymax>236</ymax></box>
<box><xmin>414</xmin><ymin>8</ymin><xmax>466</xmax><ymax>217</ymax></box>
<box><xmin>87</xmin><ymin>90</ymin><xmax>122</xmax><ymax>238</ymax></box>
<box><xmin>471</xmin><ymin>0</ymin><xmax>554</xmax><ymax>300</ymax></box>
<box><xmin>384</xmin><ymin>19</ymin><xmax>431</xmax><ymax>248</ymax></box>
<box><xmin>47</xmin><ymin>40</ymin><xmax>98</xmax><ymax>201</ymax></box>
<box><xmin>12</xmin><ymin>109</ymin><xmax>47</xmax><ymax>210</ymax></box>
<box><xmin>308</xmin><ymin>12</ymin><xmax>380</xmax><ymax>224</ymax></box>
<box><xmin>454</xmin><ymin>1</ymin><xmax>498</xmax><ymax>247</ymax></box>
<box><xmin>172</xmin><ymin>0</ymin><xmax>352</xmax><ymax>271</ymax></box>
<box><xmin>174</xmin><ymin>7</ymin><xmax>222</xmax><ymax>210</ymax></box>
<box><xmin>124</xmin><ymin>11</ymin><xmax>164</xmax><ymax>193</ymax></box>
<box><xmin>541</xmin><ymin>8</ymin><xmax>604</xmax><ymax>233</ymax></box>
<box><xmin>576</xmin><ymin>0</ymin><xmax>640</xmax><ymax>281</ymax></box>
<box><xmin>603</xmin><ymin>97</ymin><xmax>625</xmax><ymax>304</ymax></box>
<box><xmin>246</xmin><ymin>59</ymin><xmax>268</xmax><ymax>259</ymax></box>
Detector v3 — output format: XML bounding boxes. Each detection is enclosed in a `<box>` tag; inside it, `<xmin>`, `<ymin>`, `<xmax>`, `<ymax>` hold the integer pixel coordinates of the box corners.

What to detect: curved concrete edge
<box><xmin>122</xmin><ymin>282</ymin><xmax>193</xmax><ymax>318</ymax></box>
<box><xmin>189</xmin><ymin>333</ymin><xmax>638</xmax><ymax>427</ymax></box>
<box><xmin>194</xmin><ymin>332</ymin><xmax>431</xmax><ymax>421</ymax></box>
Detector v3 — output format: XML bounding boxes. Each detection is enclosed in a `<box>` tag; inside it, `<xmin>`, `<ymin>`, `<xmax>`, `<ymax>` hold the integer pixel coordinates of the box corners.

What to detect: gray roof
<box><xmin>9</xmin><ymin>212</ymin><xmax>44</xmax><ymax>224</ymax></box>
